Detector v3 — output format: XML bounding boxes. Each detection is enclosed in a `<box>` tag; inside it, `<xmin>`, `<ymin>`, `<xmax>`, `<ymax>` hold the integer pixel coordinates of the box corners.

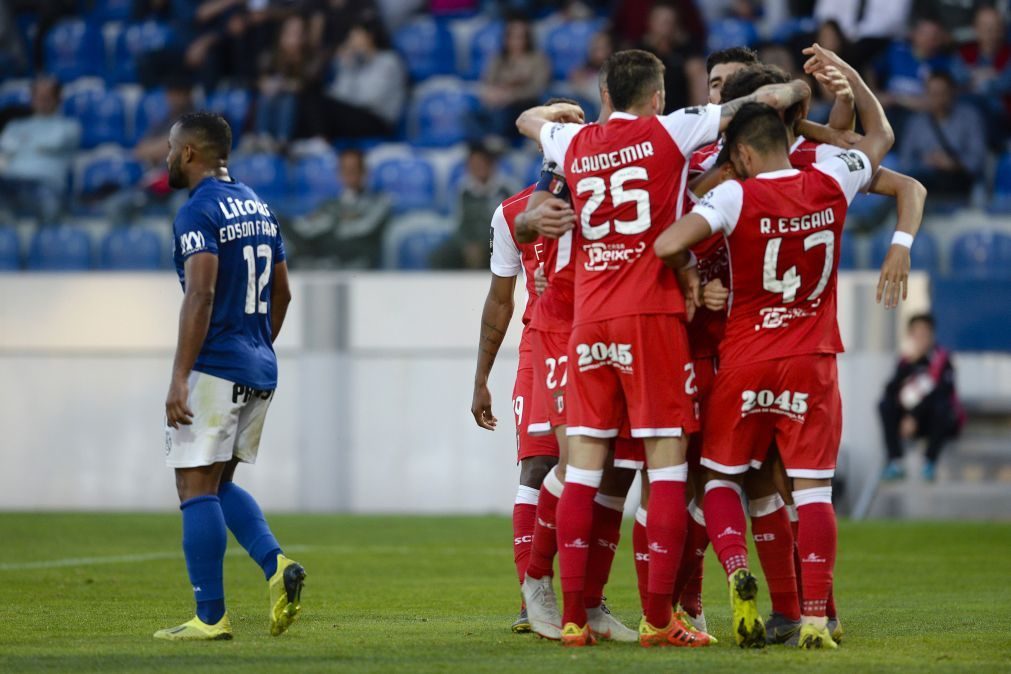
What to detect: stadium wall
<box><xmin>3</xmin><ymin>270</ymin><xmax>989</xmax><ymax>514</ymax></box>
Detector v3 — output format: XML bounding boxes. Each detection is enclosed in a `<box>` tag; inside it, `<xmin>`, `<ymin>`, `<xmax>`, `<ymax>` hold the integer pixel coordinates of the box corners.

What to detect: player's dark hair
<box><xmin>175</xmin><ymin>111</ymin><xmax>232</xmax><ymax>161</ymax></box>
<box><xmin>705</xmin><ymin>46</ymin><xmax>759</xmax><ymax>75</ymax></box>
<box><xmin>721</xmin><ymin>64</ymin><xmax>803</xmax><ymax>125</ymax></box>
<box><xmin>908</xmin><ymin>313</ymin><xmax>936</xmax><ymax>330</ymax></box>
<box><xmin>720</xmin><ymin>102</ymin><xmax>790</xmax><ymax>161</ymax></box>
<box><xmin>605</xmin><ymin>49</ymin><xmax>665</xmax><ymax>112</ymax></box>
<box><xmin>543</xmin><ymin>97</ymin><xmax>580</xmax><ymax>107</ymax></box>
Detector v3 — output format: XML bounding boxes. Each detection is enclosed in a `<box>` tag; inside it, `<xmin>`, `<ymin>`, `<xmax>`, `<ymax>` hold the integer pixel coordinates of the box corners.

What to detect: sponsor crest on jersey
<box><xmin>179</xmin><ymin>231</ymin><xmax>207</xmax><ymax>255</ymax></box>
<box><xmin>548</xmin><ymin>174</ymin><xmax>567</xmax><ymax>197</ymax></box>
<box><xmin>836</xmin><ymin>151</ymin><xmax>865</xmax><ymax>172</ymax></box>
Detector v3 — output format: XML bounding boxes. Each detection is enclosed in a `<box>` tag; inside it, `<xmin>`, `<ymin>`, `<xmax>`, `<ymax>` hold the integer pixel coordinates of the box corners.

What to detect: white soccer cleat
<box><xmin>587</xmin><ymin>602</ymin><xmax>638</xmax><ymax>642</ymax></box>
<box><xmin>683</xmin><ymin>609</ymin><xmax>708</xmax><ymax>635</ymax></box>
<box><xmin>521</xmin><ymin>574</ymin><xmax>562</xmax><ymax>640</ymax></box>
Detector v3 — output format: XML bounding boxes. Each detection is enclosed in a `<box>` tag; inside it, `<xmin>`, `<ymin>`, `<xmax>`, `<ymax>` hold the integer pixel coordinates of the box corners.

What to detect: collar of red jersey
<box><xmin>790</xmin><ymin>135</ymin><xmax>806</xmax><ymax>152</ymax></box>
<box><xmin>756</xmin><ymin>168</ymin><xmax>800</xmax><ymax>179</ymax></box>
<box><xmin>608</xmin><ymin>111</ymin><xmax>638</xmax><ymax>121</ymax></box>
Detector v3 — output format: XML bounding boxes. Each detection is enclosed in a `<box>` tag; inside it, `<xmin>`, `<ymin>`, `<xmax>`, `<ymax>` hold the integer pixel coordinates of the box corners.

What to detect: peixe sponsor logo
<box><xmin>584</xmin><ymin>241</ymin><xmax>647</xmax><ymax>271</ymax></box>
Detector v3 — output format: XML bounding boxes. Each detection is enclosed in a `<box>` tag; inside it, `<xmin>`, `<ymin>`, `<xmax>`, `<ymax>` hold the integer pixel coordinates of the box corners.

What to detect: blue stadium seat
<box><xmin>543</xmin><ymin>20</ymin><xmax>605</xmax><ymax>80</ymax></box>
<box><xmin>397</xmin><ymin>228</ymin><xmax>453</xmax><ymax>269</ymax></box>
<box><xmin>950</xmin><ymin>230</ymin><xmax>1011</xmax><ymax>279</ymax></box>
<box><xmin>44</xmin><ymin>19</ymin><xmax>105</xmax><ymax>82</ymax></box>
<box><xmin>838</xmin><ymin>231</ymin><xmax>857</xmax><ymax>270</ymax></box>
<box><xmin>229</xmin><ymin>153</ymin><xmax>288</xmax><ymax>205</ymax></box>
<box><xmin>133</xmin><ymin>88</ymin><xmax>168</xmax><ymax>141</ymax></box>
<box><xmin>394</xmin><ymin>17</ymin><xmax>456</xmax><ymax>81</ymax></box>
<box><xmin>870</xmin><ymin>228</ymin><xmax>939</xmax><ymax>273</ymax></box>
<box><xmin>27</xmin><ymin>226</ymin><xmax>92</xmax><ymax>271</ymax></box>
<box><xmin>90</xmin><ymin>0</ymin><xmax>133</xmax><ymax>22</ymax></box>
<box><xmin>76</xmin><ymin>151</ymin><xmax>144</xmax><ymax>200</ymax></box>
<box><xmin>466</xmin><ymin>20</ymin><xmax>503</xmax><ymax>79</ymax></box>
<box><xmin>933</xmin><ymin>279</ymin><xmax>1011</xmax><ymax>351</ymax></box>
<box><xmin>99</xmin><ymin>227</ymin><xmax>163</xmax><ymax>270</ymax></box>
<box><xmin>370</xmin><ymin>155</ymin><xmax>438</xmax><ymax>213</ymax></box>
<box><xmin>0</xmin><ymin>226</ymin><xmax>21</xmax><ymax>271</ymax></box>
<box><xmin>0</xmin><ymin>81</ymin><xmax>30</xmax><ymax>111</ymax></box>
<box><xmin>408</xmin><ymin>82</ymin><xmax>479</xmax><ymax>147</ymax></box>
<box><xmin>707</xmin><ymin>19</ymin><xmax>760</xmax><ymax>54</ymax></box>
<box><xmin>289</xmin><ymin>152</ymin><xmax>341</xmax><ymax>215</ymax></box>
<box><xmin>111</xmin><ymin>20</ymin><xmax>177</xmax><ymax>84</ymax></box>
<box><xmin>63</xmin><ymin>88</ymin><xmax>129</xmax><ymax>149</ymax></box>
<box><xmin>207</xmin><ymin>88</ymin><xmax>251</xmax><ymax>142</ymax></box>
<box><xmin>989</xmin><ymin>153</ymin><xmax>1011</xmax><ymax>214</ymax></box>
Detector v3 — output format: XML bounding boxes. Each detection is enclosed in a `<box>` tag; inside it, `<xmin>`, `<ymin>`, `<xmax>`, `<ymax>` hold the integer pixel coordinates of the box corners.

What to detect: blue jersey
<box><xmin>173</xmin><ymin>176</ymin><xmax>286</xmax><ymax>390</ymax></box>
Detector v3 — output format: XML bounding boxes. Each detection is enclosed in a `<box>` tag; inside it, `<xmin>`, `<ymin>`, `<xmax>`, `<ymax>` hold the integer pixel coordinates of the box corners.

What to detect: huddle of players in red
<box><xmin>472</xmin><ymin>42</ymin><xmax>919</xmax><ymax>650</ymax></box>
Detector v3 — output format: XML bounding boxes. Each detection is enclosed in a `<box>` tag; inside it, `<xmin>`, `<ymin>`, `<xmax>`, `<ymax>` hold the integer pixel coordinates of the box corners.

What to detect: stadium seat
<box><xmin>0</xmin><ymin>226</ymin><xmax>21</xmax><ymax>271</ymax></box>
<box><xmin>707</xmin><ymin>19</ymin><xmax>760</xmax><ymax>54</ymax></box>
<box><xmin>75</xmin><ymin>150</ymin><xmax>144</xmax><ymax>202</ymax></box>
<box><xmin>989</xmin><ymin>153</ymin><xmax>1011</xmax><ymax>214</ymax></box>
<box><xmin>838</xmin><ymin>231</ymin><xmax>857</xmax><ymax>270</ymax></box>
<box><xmin>383</xmin><ymin>212</ymin><xmax>454</xmax><ymax>269</ymax></box>
<box><xmin>407</xmin><ymin>80</ymin><xmax>479</xmax><ymax>147</ymax></box>
<box><xmin>394</xmin><ymin>17</ymin><xmax>456</xmax><ymax>81</ymax></box>
<box><xmin>288</xmin><ymin>151</ymin><xmax>341</xmax><ymax>215</ymax></box>
<box><xmin>771</xmin><ymin>17</ymin><xmax>817</xmax><ymax>43</ymax></box>
<box><xmin>370</xmin><ymin>155</ymin><xmax>438</xmax><ymax>214</ymax></box>
<box><xmin>542</xmin><ymin>19</ymin><xmax>605</xmax><ymax>80</ymax></box>
<box><xmin>27</xmin><ymin>226</ymin><xmax>92</xmax><ymax>271</ymax></box>
<box><xmin>870</xmin><ymin>228</ymin><xmax>939</xmax><ymax>273</ymax></box>
<box><xmin>465</xmin><ymin>20</ymin><xmax>503</xmax><ymax>79</ymax></box>
<box><xmin>0</xmin><ymin>80</ymin><xmax>30</xmax><ymax>111</ymax></box>
<box><xmin>950</xmin><ymin>230</ymin><xmax>1011</xmax><ymax>279</ymax></box>
<box><xmin>99</xmin><ymin>227</ymin><xmax>163</xmax><ymax>270</ymax></box>
<box><xmin>63</xmin><ymin>88</ymin><xmax>129</xmax><ymax>149</ymax></box>
<box><xmin>229</xmin><ymin>153</ymin><xmax>288</xmax><ymax>206</ymax></box>
<box><xmin>207</xmin><ymin>88</ymin><xmax>252</xmax><ymax>141</ymax></box>
<box><xmin>44</xmin><ymin>19</ymin><xmax>105</xmax><ymax>82</ymax></box>
<box><xmin>90</xmin><ymin>0</ymin><xmax>133</xmax><ymax>22</ymax></box>
<box><xmin>133</xmin><ymin>88</ymin><xmax>168</xmax><ymax>141</ymax></box>
<box><xmin>111</xmin><ymin>20</ymin><xmax>177</xmax><ymax>84</ymax></box>
<box><xmin>933</xmin><ymin>279</ymin><xmax>1011</xmax><ymax>351</ymax></box>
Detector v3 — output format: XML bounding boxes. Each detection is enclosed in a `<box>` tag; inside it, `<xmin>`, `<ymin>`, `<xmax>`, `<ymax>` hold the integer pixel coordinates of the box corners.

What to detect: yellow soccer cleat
<box><xmin>639</xmin><ymin>615</ymin><xmax>710</xmax><ymax>648</ymax></box>
<box><xmin>828</xmin><ymin>616</ymin><xmax>844</xmax><ymax>643</ymax></box>
<box><xmin>153</xmin><ymin>614</ymin><xmax>233</xmax><ymax>641</ymax></box>
<box><xmin>560</xmin><ymin>622</ymin><xmax>597</xmax><ymax>647</ymax></box>
<box><xmin>728</xmin><ymin>569</ymin><xmax>765</xmax><ymax>648</ymax></box>
<box><xmin>268</xmin><ymin>554</ymin><xmax>306</xmax><ymax>636</ymax></box>
<box><xmin>798</xmin><ymin>622</ymin><xmax>839</xmax><ymax>650</ymax></box>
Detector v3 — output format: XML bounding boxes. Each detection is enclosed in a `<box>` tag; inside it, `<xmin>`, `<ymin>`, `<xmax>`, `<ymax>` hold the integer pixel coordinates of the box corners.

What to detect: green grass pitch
<box><xmin>1</xmin><ymin>513</ymin><xmax>1009</xmax><ymax>673</ymax></box>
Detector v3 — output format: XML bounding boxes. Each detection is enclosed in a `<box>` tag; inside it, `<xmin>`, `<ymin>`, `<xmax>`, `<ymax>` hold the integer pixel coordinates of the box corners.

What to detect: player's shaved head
<box><xmin>174</xmin><ymin>111</ymin><xmax>232</xmax><ymax>163</ymax></box>
<box><xmin>721</xmin><ymin>64</ymin><xmax>803</xmax><ymax>125</ymax></box>
<box><xmin>718</xmin><ymin>102</ymin><xmax>790</xmax><ymax>177</ymax></box>
<box><xmin>605</xmin><ymin>49</ymin><xmax>665</xmax><ymax>112</ymax></box>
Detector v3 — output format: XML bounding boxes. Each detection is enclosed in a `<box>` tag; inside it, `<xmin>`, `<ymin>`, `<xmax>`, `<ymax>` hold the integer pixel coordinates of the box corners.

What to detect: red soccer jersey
<box><xmin>539</xmin><ymin>106</ymin><xmax>722</xmax><ymax>326</ymax></box>
<box><xmin>688</xmin><ymin>139</ymin><xmax>722</xmax><ymax>178</ymax></box>
<box><xmin>490</xmin><ymin>184</ymin><xmax>545</xmax><ymax>326</ymax></box>
<box><xmin>692</xmin><ymin>149</ymin><xmax>873</xmax><ymax>368</ymax></box>
<box><xmin>528</xmin><ymin>166</ymin><xmax>576</xmax><ymax>333</ymax></box>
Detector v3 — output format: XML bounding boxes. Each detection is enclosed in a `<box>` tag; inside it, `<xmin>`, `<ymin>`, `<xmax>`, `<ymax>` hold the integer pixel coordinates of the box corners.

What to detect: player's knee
<box><xmin>743</xmin><ymin>469</ymin><xmax>777</xmax><ymax>500</ymax></box>
<box><xmin>174</xmin><ymin>468</ymin><xmax>222</xmax><ymax>503</ymax></box>
<box><xmin>519</xmin><ymin>455</ymin><xmax>557</xmax><ymax>488</ymax></box>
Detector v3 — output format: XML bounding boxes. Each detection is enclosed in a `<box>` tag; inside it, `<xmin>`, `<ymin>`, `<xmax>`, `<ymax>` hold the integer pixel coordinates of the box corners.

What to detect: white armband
<box><xmin>891</xmin><ymin>231</ymin><xmax>914</xmax><ymax>248</ymax></box>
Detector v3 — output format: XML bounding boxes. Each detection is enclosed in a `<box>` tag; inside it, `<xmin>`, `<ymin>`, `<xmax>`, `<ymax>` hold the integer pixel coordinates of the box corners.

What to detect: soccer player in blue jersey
<box><xmin>155</xmin><ymin>112</ymin><xmax>304</xmax><ymax>641</ymax></box>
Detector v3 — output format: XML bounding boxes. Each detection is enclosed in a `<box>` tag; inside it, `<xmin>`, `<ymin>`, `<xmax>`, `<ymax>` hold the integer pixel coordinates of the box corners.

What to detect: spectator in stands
<box><xmin>880</xmin><ymin>313</ymin><xmax>964</xmax><ymax>482</ymax></box>
<box><xmin>0</xmin><ymin>76</ymin><xmax>79</xmax><ymax>225</ymax></box>
<box><xmin>184</xmin><ymin>0</ymin><xmax>275</xmax><ymax>89</ymax></box>
<box><xmin>306</xmin><ymin>22</ymin><xmax>405</xmax><ymax>139</ymax></box>
<box><xmin>254</xmin><ymin>14</ymin><xmax>324</xmax><ymax>148</ymax></box>
<box><xmin>612</xmin><ymin>0</ymin><xmax>705</xmax><ymax>50</ymax></box>
<box><xmin>570</xmin><ymin>31</ymin><xmax>613</xmax><ymax>109</ymax></box>
<box><xmin>911</xmin><ymin>0</ymin><xmax>990</xmax><ymax>42</ymax></box>
<box><xmin>814</xmin><ymin>0</ymin><xmax>912</xmax><ymax>72</ymax></box>
<box><xmin>306</xmin><ymin>0</ymin><xmax>383</xmax><ymax>52</ymax></box>
<box><xmin>636</xmin><ymin>2</ymin><xmax>707</xmax><ymax>111</ymax></box>
<box><xmin>431</xmin><ymin>142</ymin><xmax>516</xmax><ymax>269</ymax></box>
<box><xmin>12</xmin><ymin>0</ymin><xmax>75</xmax><ymax>72</ymax></box>
<box><xmin>285</xmin><ymin>149</ymin><xmax>391</xmax><ymax>269</ymax></box>
<box><xmin>478</xmin><ymin>15</ymin><xmax>550</xmax><ymax>140</ymax></box>
<box><xmin>956</xmin><ymin>5</ymin><xmax>1011</xmax><ymax>146</ymax></box>
<box><xmin>875</xmin><ymin>17</ymin><xmax>958</xmax><ymax>114</ymax></box>
<box><xmin>899</xmin><ymin>71</ymin><xmax>986</xmax><ymax>202</ymax></box>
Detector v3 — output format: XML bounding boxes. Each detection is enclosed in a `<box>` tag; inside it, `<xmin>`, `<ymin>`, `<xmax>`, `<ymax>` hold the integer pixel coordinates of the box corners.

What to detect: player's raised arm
<box><xmin>166</xmin><ymin>252</ymin><xmax>218</xmax><ymax>428</ymax></box>
<box><xmin>821</xmin><ymin>65</ymin><xmax>856</xmax><ymax>131</ymax></box>
<box><xmin>515</xmin><ymin>103</ymin><xmax>585</xmax><ymax>148</ymax></box>
<box><xmin>869</xmin><ymin>169</ymin><xmax>927</xmax><ymax>309</ymax></box>
<box><xmin>803</xmin><ymin>43</ymin><xmax>894</xmax><ymax>170</ymax></box>
<box><xmin>718</xmin><ymin>79</ymin><xmax>811</xmax><ymax>132</ymax></box>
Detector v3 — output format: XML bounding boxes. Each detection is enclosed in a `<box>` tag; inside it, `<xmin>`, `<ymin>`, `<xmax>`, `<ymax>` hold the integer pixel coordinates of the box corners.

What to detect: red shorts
<box><xmin>687</xmin><ymin>356</ymin><xmax>718</xmax><ymax>467</ymax></box>
<box><xmin>701</xmin><ymin>354</ymin><xmax>841</xmax><ymax>479</ymax></box>
<box><xmin>514</xmin><ymin>342</ymin><xmax>560</xmax><ymax>461</ymax></box>
<box><xmin>528</xmin><ymin>328</ymin><xmax>569</xmax><ymax>435</ymax></box>
<box><xmin>566</xmin><ymin>314</ymin><xmax>699</xmax><ymax>439</ymax></box>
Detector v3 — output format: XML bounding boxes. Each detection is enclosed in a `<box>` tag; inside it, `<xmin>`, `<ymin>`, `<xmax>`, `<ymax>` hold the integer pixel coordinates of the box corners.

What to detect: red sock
<box><xmin>794</xmin><ymin>488</ymin><xmax>837</xmax><ymax>617</ymax></box>
<box><xmin>512</xmin><ymin>485</ymin><xmax>539</xmax><ymax>585</ymax></box>
<box><xmin>703</xmin><ymin>481</ymin><xmax>749</xmax><ymax>576</ymax></box>
<box><xmin>749</xmin><ymin>496</ymin><xmax>800</xmax><ymax>621</ymax></box>
<box><xmin>673</xmin><ymin>500</ymin><xmax>708</xmax><ymax>616</ymax></box>
<box><xmin>526</xmin><ymin>469</ymin><xmax>563</xmax><ymax>580</ymax></box>
<box><xmin>556</xmin><ymin>468</ymin><xmax>601</xmax><ymax>627</ymax></box>
<box><xmin>633</xmin><ymin>508</ymin><xmax>649</xmax><ymax>613</ymax></box>
<box><xmin>644</xmin><ymin>469</ymin><xmax>687</xmax><ymax>628</ymax></box>
<box><xmin>584</xmin><ymin>494</ymin><xmax>624</xmax><ymax>608</ymax></box>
